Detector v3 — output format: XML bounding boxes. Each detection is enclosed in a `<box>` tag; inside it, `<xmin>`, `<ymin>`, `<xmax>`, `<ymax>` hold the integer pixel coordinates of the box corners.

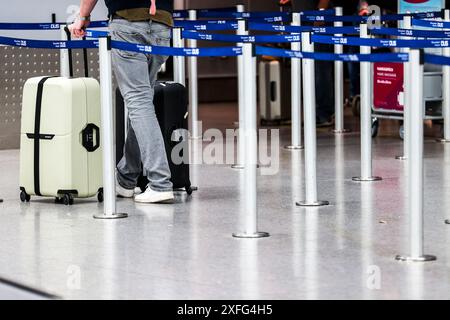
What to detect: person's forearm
<box><xmin>317</xmin><ymin>0</ymin><xmax>331</xmax><ymax>10</ymax></box>
<box><xmin>79</xmin><ymin>0</ymin><xmax>98</xmax><ymax>17</ymax></box>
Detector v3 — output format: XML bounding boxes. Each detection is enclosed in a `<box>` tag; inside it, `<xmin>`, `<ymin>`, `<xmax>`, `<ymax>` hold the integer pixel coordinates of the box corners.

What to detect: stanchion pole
<box><xmin>352</xmin><ymin>23</ymin><xmax>382</xmax><ymax>182</ymax></box>
<box><xmin>333</xmin><ymin>7</ymin><xmax>350</xmax><ymax>134</ymax></box>
<box><xmin>232</xmin><ymin>4</ymin><xmax>247</xmax><ymax>169</ymax></box>
<box><xmin>188</xmin><ymin>10</ymin><xmax>201</xmax><ymax>139</ymax></box>
<box><xmin>233</xmin><ymin>43</ymin><xmax>269</xmax><ymax>239</ymax></box>
<box><xmin>396</xmin><ymin>49</ymin><xmax>436</xmax><ymax>262</ymax></box>
<box><xmin>60</xmin><ymin>25</ymin><xmax>71</xmax><ymax>77</ymax></box>
<box><xmin>172</xmin><ymin>27</ymin><xmax>186</xmax><ymax>86</ymax></box>
<box><xmin>94</xmin><ymin>36</ymin><xmax>128</xmax><ymax>220</ymax></box>
<box><xmin>438</xmin><ymin>9</ymin><xmax>450</xmax><ymax>143</ymax></box>
<box><xmin>396</xmin><ymin>15</ymin><xmax>412</xmax><ymax>160</ymax></box>
<box><xmin>296</xmin><ymin>32</ymin><xmax>329</xmax><ymax>207</ymax></box>
<box><xmin>285</xmin><ymin>12</ymin><xmax>304</xmax><ymax>150</ymax></box>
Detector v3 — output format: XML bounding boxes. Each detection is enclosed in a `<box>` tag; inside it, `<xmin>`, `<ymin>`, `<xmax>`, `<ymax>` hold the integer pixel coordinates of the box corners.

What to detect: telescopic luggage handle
<box><xmin>64</xmin><ymin>26</ymin><xmax>90</xmax><ymax>78</ymax></box>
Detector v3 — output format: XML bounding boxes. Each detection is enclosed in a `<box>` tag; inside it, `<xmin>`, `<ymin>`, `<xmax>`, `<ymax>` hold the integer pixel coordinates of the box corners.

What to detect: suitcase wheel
<box><xmin>97</xmin><ymin>190</ymin><xmax>104</xmax><ymax>203</ymax></box>
<box><xmin>372</xmin><ymin>118</ymin><xmax>379</xmax><ymax>138</ymax></box>
<box><xmin>186</xmin><ymin>186</ymin><xmax>193</xmax><ymax>196</ymax></box>
<box><xmin>62</xmin><ymin>194</ymin><xmax>74</xmax><ymax>206</ymax></box>
<box><xmin>20</xmin><ymin>190</ymin><xmax>31</xmax><ymax>203</ymax></box>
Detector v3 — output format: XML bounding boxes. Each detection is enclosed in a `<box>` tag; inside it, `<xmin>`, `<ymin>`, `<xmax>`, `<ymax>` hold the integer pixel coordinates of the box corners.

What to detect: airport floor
<box><xmin>1</xmin><ymin>103</ymin><xmax>450</xmax><ymax>300</ymax></box>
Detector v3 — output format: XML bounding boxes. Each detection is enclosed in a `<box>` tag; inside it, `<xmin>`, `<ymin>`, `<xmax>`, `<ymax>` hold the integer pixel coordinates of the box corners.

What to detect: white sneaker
<box><xmin>134</xmin><ymin>188</ymin><xmax>174</xmax><ymax>204</ymax></box>
<box><xmin>116</xmin><ymin>181</ymin><xmax>134</xmax><ymax>198</ymax></box>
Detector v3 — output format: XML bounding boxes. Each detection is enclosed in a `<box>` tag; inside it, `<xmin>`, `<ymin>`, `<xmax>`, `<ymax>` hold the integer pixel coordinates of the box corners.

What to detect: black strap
<box><xmin>33</xmin><ymin>77</ymin><xmax>54</xmax><ymax>196</ymax></box>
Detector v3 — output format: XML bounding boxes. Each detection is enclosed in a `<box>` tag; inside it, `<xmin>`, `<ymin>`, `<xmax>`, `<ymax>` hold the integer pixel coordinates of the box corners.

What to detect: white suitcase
<box><xmin>19</xmin><ymin>76</ymin><xmax>103</xmax><ymax>205</ymax></box>
<box><xmin>259</xmin><ymin>60</ymin><xmax>291</xmax><ymax>125</ymax></box>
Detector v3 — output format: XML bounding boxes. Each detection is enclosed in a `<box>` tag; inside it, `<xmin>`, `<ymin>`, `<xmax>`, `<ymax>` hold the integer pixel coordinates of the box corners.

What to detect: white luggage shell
<box><xmin>19</xmin><ymin>76</ymin><xmax>103</xmax><ymax>203</ymax></box>
<box><xmin>259</xmin><ymin>60</ymin><xmax>291</xmax><ymax>125</ymax></box>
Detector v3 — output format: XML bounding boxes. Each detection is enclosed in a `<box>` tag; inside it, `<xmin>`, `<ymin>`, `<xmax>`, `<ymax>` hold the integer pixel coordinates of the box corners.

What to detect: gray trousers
<box><xmin>110</xmin><ymin>18</ymin><xmax>173</xmax><ymax>192</ymax></box>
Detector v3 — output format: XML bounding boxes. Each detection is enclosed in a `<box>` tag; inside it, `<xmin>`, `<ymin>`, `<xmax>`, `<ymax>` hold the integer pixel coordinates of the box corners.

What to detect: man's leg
<box><xmin>111</xmin><ymin>20</ymin><xmax>173</xmax><ymax>193</ymax></box>
<box><xmin>117</xmin><ymin>122</ymin><xmax>142</xmax><ymax>189</ymax></box>
<box><xmin>315</xmin><ymin>43</ymin><xmax>335</xmax><ymax>125</ymax></box>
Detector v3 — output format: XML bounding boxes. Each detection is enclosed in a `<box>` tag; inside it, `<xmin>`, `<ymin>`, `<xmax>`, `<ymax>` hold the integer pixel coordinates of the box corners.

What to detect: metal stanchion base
<box><xmin>332</xmin><ymin>129</ymin><xmax>351</xmax><ymax>134</ymax></box>
<box><xmin>445</xmin><ymin>219</ymin><xmax>450</xmax><ymax>225</ymax></box>
<box><xmin>232</xmin><ymin>232</ymin><xmax>270</xmax><ymax>239</ymax></box>
<box><xmin>296</xmin><ymin>200</ymin><xmax>329</xmax><ymax>207</ymax></box>
<box><xmin>94</xmin><ymin>213</ymin><xmax>128</xmax><ymax>220</ymax></box>
<box><xmin>231</xmin><ymin>164</ymin><xmax>260</xmax><ymax>169</ymax></box>
<box><xmin>395</xmin><ymin>255</ymin><xmax>437</xmax><ymax>262</ymax></box>
<box><xmin>284</xmin><ymin>145</ymin><xmax>304</xmax><ymax>150</ymax></box>
<box><xmin>352</xmin><ymin>176</ymin><xmax>383</xmax><ymax>182</ymax></box>
<box><xmin>436</xmin><ymin>139</ymin><xmax>450</xmax><ymax>143</ymax></box>
<box><xmin>395</xmin><ymin>155</ymin><xmax>407</xmax><ymax>160</ymax></box>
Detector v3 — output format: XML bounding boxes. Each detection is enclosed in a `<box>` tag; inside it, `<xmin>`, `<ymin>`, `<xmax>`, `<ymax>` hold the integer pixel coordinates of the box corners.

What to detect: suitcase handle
<box><xmin>270</xmin><ymin>81</ymin><xmax>277</xmax><ymax>102</ymax></box>
<box><xmin>82</xmin><ymin>123</ymin><xmax>100</xmax><ymax>152</ymax></box>
<box><xmin>64</xmin><ymin>26</ymin><xmax>89</xmax><ymax>78</ymax></box>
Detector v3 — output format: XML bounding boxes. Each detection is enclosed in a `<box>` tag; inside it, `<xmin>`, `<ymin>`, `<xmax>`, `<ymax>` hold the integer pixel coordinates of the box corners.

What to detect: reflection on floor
<box><xmin>0</xmin><ymin>103</ymin><xmax>449</xmax><ymax>300</ymax></box>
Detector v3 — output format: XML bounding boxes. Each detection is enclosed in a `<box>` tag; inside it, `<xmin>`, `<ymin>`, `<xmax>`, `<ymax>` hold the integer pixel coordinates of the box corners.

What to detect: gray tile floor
<box><xmin>1</xmin><ymin>105</ymin><xmax>450</xmax><ymax>300</ymax></box>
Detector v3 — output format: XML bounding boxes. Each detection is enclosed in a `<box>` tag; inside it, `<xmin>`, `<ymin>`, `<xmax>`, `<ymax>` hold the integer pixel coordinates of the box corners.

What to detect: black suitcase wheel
<box><xmin>20</xmin><ymin>190</ymin><xmax>30</xmax><ymax>203</ymax></box>
<box><xmin>63</xmin><ymin>194</ymin><xmax>74</xmax><ymax>206</ymax></box>
<box><xmin>399</xmin><ymin>124</ymin><xmax>405</xmax><ymax>140</ymax></box>
<box><xmin>372</xmin><ymin>118</ymin><xmax>379</xmax><ymax>138</ymax></box>
<box><xmin>97</xmin><ymin>190</ymin><xmax>104</xmax><ymax>203</ymax></box>
<box><xmin>186</xmin><ymin>186</ymin><xmax>193</xmax><ymax>195</ymax></box>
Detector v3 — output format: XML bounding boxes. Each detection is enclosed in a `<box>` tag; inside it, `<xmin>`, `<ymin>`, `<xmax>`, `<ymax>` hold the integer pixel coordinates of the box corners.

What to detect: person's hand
<box><xmin>279</xmin><ymin>0</ymin><xmax>291</xmax><ymax>6</ymax></box>
<box><xmin>68</xmin><ymin>17</ymin><xmax>90</xmax><ymax>38</ymax></box>
<box><xmin>358</xmin><ymin>1</ymin><xmax>370</xmax><ymax>16</ymax></box>
<box><xmin>149</xmin><ymin>0</ymin><xmax>156</xmax><ymax>15</ymax></box>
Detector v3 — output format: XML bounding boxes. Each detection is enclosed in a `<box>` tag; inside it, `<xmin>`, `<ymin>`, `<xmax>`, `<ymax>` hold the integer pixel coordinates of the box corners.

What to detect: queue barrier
<box><xmin>0</xmin><ymin>8</ymin><xmax>445</xmax><ymax>32</ymax></box>
<box><xmin>254</xmin><ymin>45</ymin><xmax>409</xmax><ymax>63</ymax></box>
<box><xmin>371</xmin><ymin>27</ymin><xmax>450</xmax><ymax>38</ymax></box>
<box><xmin>311</xmin><ymin>34</ymin><xmax>450</xmax><ymax>48</ymax></box>
<box><xmin>412</xmin><ymin>18</ymin><xmax>450</xmax><ymax>29</ymax></box>
<box><xmin>1</xmin><ymin>6</ymin><xmax>450</xmax><ymax>257</ymax></box>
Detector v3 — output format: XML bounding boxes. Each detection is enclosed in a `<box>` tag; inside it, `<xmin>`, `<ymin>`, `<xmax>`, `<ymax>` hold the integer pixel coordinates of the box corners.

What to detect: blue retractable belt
<box><xmin>181</xmin><ymin>30</ymin><xmax>301</xmax><ymax>43</ymax></box>
<box><xmin>111</xmin><ymin>40</ymin><xmax>242</xmax><ymax>57</ymax></box>
<box><xmin>312</xmin><ymin>34</ymin><xmax>450</xmax><ymax>48</ymax></box>
<box><xmin>371</xmin><ymin>27</ymin><xmax>450</xmax><ymax>39</ymax></box>
<box><xmin>255</xmin><ymin>45</ymin><xmax>409</xmax><ymax>63</ymax></box>
<box><xmin>424</xmin><ymin>53</ymin><xmax>450</xmax><ymax>66</ymax></box>
<box><xmin>0</xmin><ymin>35</ymin><xmax>98</xmax><ymax>49</ymax></box>
<box><xmin>412</xmin><ymin>18</ymin><xmax>450</xmax><ymax>29</ymax></box>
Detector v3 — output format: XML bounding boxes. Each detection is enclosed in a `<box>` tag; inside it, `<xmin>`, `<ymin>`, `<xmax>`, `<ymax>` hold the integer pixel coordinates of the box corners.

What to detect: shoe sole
<box><xmin>117</xmin><ymin>194</ymin><xmax>134</xmax><ymax>199</ymax></box>
<box><xmin>134</xmin><ymin>196</ymin><xmax>175</xmax><ymax>204</ymax></box>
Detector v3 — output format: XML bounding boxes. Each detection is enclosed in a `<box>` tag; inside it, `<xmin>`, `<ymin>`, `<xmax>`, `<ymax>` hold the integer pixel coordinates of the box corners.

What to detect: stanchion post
<box><xmin>352</xmin><ymin>23</ymin><xmax>382</xmax><ymax>182</ymax></box>
<box><xmin>396</xmin><ymin>15</ymin><xmax>412</xmax><ymax>160</ymax></box>
<box><xmin>232</xmin><ymin>4</ymin><xmax>247</xmax><ymax>169</ymax></box>
<box><xmin>60</xmin><ymin>25</ymin><xmax>71</xmax><ymax>77</ymax></box>
<box><xmin>438</xmin><ymin>9</ymin><xmax>450</xmax><ymax>143</ymax></box>
<box><xmin>188</xmin><ymin>10</ymin><xmax>201</xmax><ymax>139</ymax></box>
<box><xmin>94</xmin><ymin>36</ymin><xmax>128</xmax><ymax>220</ymax></box>
<box><xmin>233</xmin><ymin>42</ymin><xmax>269</xmax><ymax>239</ymax></box>
<box><xmin>296</xmin><ymin>32</ymin><xmax>329</xmax><ymax>207</ymax></box>
<box><xmin>396</xmin><ymin>49</ymin><xmax>436</xmax><ymax>262</ymax></box>
<box><xmin>285</xmin><ymin>12</ymin><xmax>304</xmax><ymax>150</ymax></box>
<box><xmin>172</xmin><ymin>27</ymin><xmax>186</xmax><ymax>86</ymax></box>
<box><xmin>333</xmin><ymin>7</ymin><xmax>349</xmax><ymax>134</ymax></box>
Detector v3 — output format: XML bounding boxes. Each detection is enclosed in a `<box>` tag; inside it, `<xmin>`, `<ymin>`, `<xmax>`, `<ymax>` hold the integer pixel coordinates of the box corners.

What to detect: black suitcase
<box><xmin>116</xmin><ymin>82</ymin><xmax>193</xmax><ymax>195</ymax></box>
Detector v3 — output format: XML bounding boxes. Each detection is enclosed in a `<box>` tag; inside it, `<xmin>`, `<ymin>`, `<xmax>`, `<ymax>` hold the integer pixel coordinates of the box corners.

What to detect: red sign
<box><xmin>373</xmin><ymin>63</ymin><xmax>404</xmax><ymax>111</ymax></box>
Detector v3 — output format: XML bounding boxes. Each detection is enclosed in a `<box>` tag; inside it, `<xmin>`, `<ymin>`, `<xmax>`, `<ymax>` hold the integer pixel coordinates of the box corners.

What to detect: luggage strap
<box><xmin>32</xmin><ymin>76</ymin><xmax>55</xmax><ymax>196</ymax></box>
